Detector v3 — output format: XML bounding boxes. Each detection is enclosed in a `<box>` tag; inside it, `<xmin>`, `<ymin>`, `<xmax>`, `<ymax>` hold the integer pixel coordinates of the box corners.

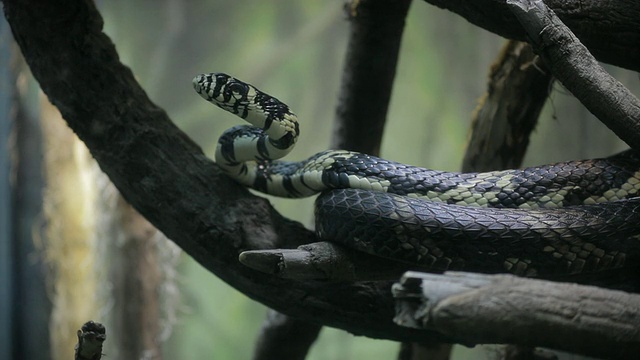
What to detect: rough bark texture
<box><xmin>5</xmin><ymin>0</ymin><xmax>640</xmax><ymax>351</ymax></box>
<box><xmin>2</xmin><ymin>0</ymin><xmax>447</xmax><ymax>343</ymax></box>
<box><xmin>508</xmin><ymin>0</ymin><xmax>640</xmax><ymax>152</ymax></box>
<box><xmin>462</xmin><ymin>40</ymin><xmax>552</xmax><ymax>172</ymax></box>
<box><xmin>422</xmin><ymin>0</ymin><xmax>640</xmax><ymax>72</ymax></box>
<box><xmin>393</xmin><ymin>272</ymin><xmax>640</xmax><ymax>359</ymax></box>
<box><xmin>241</xmin><ymin>241</ymin><xmax>411</xmax><ymax>281</ymax></box>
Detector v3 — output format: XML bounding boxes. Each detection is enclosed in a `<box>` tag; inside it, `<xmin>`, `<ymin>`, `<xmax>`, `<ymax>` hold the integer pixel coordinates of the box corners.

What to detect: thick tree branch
<box><xmin>393</xmin><ymin>272</ymin><xmax>640</xmax><ymax>359</ymax></box>
<box><xmin>252</xmin><ymin>310</ymin><xmax>321</xmax><ymax>360</ymax></box>
<box><xmin>332</xmin><ymin>0</ymin><xmax>412</xmax><ymax>153</ymax></box>
<box><xmin>422</xmin><ymin>0</ymin><xmax>640</xmax><ymax>73</ymax></box>
<box><xmin>252</xmin><ymin>1</ymin><xmax>413</xmax><ymax>357</ymax></box>
<box><xmin>3</xmin><ymin>0</ymin><xmax>450</xmax><ymax>344</ymax></box>
<box><xmin>462</xmin><ymin>40</ymin><xmax>552</xmax><ymax>172</ymax></box>
<box><xmin>506</xmin><ymin>0</ymin><xmax>640</xmax><ymax>152</ymax></box>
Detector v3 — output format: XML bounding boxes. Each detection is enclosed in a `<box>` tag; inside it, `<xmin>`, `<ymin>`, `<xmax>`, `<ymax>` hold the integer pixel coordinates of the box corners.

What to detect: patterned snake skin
<box><xmin>193</xmin><ymin>72</ymin><xmax>640</xmax><ymax>277</ymax></box>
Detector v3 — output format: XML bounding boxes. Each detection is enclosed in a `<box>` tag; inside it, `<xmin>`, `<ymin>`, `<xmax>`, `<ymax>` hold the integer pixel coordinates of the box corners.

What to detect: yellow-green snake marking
<box><xmin>194</xmin><ymin>73</ymin><xmax>640</xmax><ymax>277</ymax></box>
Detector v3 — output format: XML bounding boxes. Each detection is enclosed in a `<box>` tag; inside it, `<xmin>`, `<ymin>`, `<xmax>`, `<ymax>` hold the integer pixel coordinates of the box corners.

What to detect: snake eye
<box><xmin>227</xmin><ymin>82</ymin><xmax>247</xmax><ymax>99</ymax></box>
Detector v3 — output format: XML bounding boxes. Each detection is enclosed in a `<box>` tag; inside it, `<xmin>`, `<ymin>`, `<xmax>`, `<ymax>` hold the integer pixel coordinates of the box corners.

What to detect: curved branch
<box><xmin>422</xmin><ymin>0</ymin><xmax>640</xmax><ymax>72</ymax></box>
<box><xmin>2</xmin><ymin>0</ymin><xmax>447</xmax><ymax>343</ymax></box>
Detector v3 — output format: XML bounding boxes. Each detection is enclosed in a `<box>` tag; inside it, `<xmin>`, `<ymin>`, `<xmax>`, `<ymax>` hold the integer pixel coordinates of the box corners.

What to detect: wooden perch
<box><xmin>506</xmin><ymin>0</ymin><xmax>640</xmax><ymax>151</ymax></box>
<box><xmin>393</xmin><ymin>272</ymin><xmax>640</xmax><ymax>359</ymax></box>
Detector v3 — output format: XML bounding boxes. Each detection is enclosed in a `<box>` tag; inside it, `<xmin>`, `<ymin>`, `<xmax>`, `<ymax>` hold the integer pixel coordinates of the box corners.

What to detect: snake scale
<box><xmin>193</xmin><ymin>72</ymin><xmax>640</xmax><ymax>278</ymax></box>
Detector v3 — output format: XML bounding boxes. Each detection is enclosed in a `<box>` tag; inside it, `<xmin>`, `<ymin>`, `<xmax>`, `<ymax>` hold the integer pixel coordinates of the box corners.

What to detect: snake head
<box><xmin>193</xmin><ymin>73</ymin><xmax>250</xmax><ymax>106</ymax></box>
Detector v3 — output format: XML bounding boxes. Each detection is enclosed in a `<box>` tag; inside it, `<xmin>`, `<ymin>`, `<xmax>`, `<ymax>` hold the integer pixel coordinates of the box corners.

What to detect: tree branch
<box><xmin>252</xmin><ymin>310</ymin><xmax>322</xmax><ymax>360</ymax></box>
<box><xmin>2</xmin><ymin>0</ymin><xmax>450</xmax><ymax>344</ymax></box>
<box><xmin>332</xmin><ymin>0</ymin><xmax>412</xmax><ymax>154</ymax></box>
<box><xmin>462</xmin><ymin>40</ymin><xmax>552</xmax><ymax>172</ymax></box>
<box><xmin>241</xmin><ymin>242</ymin><xmax>411</xmax><ymax>281</ymax></box>
<box><xmin>393</xmin><ymin>272</ymin><xmax>640</xmax><ymax>359</ymax></box>
<box><xmin>251</xmin><ymin>1</ymin><xmax>415</xmax><ymax>357</ymax></box>
<box><xmin>422</xmin><ymin>0</ymin><xmax>640</xmax><ymax>72</ymax></box>
<box><xmin>506</xmin><ymin>0</ymin><xmax>640</xmax><ymax>152</ymax></box>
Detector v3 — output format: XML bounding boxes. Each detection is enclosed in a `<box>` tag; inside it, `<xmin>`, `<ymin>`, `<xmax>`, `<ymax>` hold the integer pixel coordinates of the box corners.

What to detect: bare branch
<box><xmin>252</xmin><ymin>310</ymin><xmax>322</xmax><ymax>360</ymax></box>
<box><xmin>507</xmin><ymin>0</ymin><xmax>640</xmax><ymax>151</ymax></box>
<box><xmin>422</xmin><ymin>0</ymin><xmax>640</xmax><ymax>72</ymax></box>
<box><xmin>393</xmin><ymin>272</ymin><xmax>640</xmax><ymax>359</ymax></box>
<box><xmin>253</xmin><ymin>1</ymin><xmax>413</xmax><ymax>355</ymax></box>
<box><xmin>2</xmin><ymin>0</ymin><xmax>451</xmax><ymax>343</ymax></box>
<box><xmin>333</xmin><ymin>0</ymin><xmax>412</xmax><ymax>153</ymax></box>
<box><xmin>462</xmin><ymin>40</ymin><xmax>552</xmax><ymax>172</ymax></box>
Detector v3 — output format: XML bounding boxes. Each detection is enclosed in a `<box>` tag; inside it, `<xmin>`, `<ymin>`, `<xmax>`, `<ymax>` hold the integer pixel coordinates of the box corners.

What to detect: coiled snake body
<box><xmin>194</xmin><ymin>73</ymin><xmax>640</xmax><ymax>277</ymax></box>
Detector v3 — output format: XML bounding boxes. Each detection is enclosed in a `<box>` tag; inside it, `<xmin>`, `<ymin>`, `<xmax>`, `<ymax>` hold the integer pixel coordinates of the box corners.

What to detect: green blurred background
<box><xmin>98</xmin><ymin>1</ymin><xmax>635</xmax><ymax>358</ymax></box>
<box><xmin>3</xmin><ymin>1</ymin><xmax>637</xmax><ymax>359</ymax></box>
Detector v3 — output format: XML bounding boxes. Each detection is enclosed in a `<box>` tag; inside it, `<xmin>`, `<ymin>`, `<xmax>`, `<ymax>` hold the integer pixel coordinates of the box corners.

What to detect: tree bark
<box><xmin>507</xmin><ymin>0</ymin><xmax>640</xmax><ymax>152</ymax></box>
<box><xmin>462</xmin><ymin>40</ymin><xmax>552</xmax><ymax>172</ymax></box>
<box><xmin>333</xmin><ymin>0</ymin><xmax>412</xmax><ymax>154</ymax></box>
<box><xmin>5</xmin><ymin>0</ymin><xmax>640</xmax><ymax>349</ymax></box>
<box><xmin>393</xmin><ymin>271</ymin><xmax>640</xmax><ymax>359</ymax></box>
<box><xmin>422</xmin><ymin>0</ymin><xmax>640</xmax><ymax>72</ymax></box>
<box><xmin>2</xmin><ymin>0</ymin><xmax>443</xmax><ymax>343</ymax></box>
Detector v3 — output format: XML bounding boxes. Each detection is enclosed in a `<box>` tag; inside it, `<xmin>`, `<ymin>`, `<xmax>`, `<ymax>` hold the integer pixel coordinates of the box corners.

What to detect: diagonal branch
<box><xmin>421</xmin><ymin>0</ymin><xmax>640</xmax><ymax>73</ymax></box>
<box><xmin>507</xmin><ymin>0</ymin><xmax>640</xmax><ymax>151</ymax></box>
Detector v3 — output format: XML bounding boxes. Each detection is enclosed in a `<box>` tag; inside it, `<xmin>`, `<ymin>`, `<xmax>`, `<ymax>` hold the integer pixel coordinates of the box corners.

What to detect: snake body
<box><xmin>193</xmin><ymin>73</ymin><xmax>640</xmax><ymax>277</ymax></box>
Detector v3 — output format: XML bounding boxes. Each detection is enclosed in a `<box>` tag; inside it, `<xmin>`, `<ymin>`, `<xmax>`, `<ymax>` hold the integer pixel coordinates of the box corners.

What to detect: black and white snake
<box><xmin>194</xmin><ymin>72</ymin><xmax>640</xmax><ymax>277</ymax></box>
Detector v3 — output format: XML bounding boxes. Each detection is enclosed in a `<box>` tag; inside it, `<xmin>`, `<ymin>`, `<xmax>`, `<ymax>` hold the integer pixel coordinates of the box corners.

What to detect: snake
<box><xmin>193</xmin><ymin>72</ymin><xmax>640</xmax><ymax>278</ymax></box>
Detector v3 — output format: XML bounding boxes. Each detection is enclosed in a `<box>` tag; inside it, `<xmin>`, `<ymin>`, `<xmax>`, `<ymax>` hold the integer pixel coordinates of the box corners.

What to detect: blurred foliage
<box><xmin>97</xmin><ymin>0</ymin><xmax>637</xmax><ymax>359</ymax></box>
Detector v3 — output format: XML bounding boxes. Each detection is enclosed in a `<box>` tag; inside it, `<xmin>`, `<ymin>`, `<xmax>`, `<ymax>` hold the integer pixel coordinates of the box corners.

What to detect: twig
<box><xmin>393</xmin><ymin>271</ymin><xmax>640</xmax><ymax>359</ymax></box>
